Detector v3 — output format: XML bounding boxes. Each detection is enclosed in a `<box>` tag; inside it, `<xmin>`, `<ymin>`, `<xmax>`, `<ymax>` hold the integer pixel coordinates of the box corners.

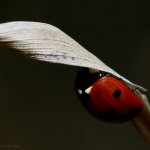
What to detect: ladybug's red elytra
<box><xmin>75</xmin><ymin>68</ymin><xmax>144</xmax><ymax>123</ymax></box>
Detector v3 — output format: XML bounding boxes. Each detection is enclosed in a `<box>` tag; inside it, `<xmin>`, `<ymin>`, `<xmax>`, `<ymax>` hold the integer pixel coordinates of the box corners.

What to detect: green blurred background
<box><xmin>0</xmin><ymin>0</ymin><xmax>150</xmax><ymax>150</ymax></box>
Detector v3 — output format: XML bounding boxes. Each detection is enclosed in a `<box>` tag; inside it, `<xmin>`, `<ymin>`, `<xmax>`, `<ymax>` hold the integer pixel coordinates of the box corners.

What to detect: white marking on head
<box><xmin>77</xmin><ymin>89</ymin><xmax>82</xmax><ymax>95</ymax></box>
<box><xmin>85</xmin><ymin>86</ymin><xmax>92</xmax><ymax>94</ymax></box>
<box><xmin>99</xmin><ymin>73</ymin><xmax>103</xmax><ymax>77</ymax></box>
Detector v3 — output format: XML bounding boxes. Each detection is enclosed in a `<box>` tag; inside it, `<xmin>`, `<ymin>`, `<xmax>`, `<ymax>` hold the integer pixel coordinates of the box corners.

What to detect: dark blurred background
<box><xmin>0</xmin><ymin>0</ymin><xmax>150</xmax><ymax>150</ymax></box>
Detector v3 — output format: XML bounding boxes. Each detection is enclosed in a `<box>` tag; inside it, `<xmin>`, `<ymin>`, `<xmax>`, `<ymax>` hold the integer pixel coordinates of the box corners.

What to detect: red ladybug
<box><xmin>75</xmin><ymin>68</ymin><xmax>144</xmax><ymax>123</ymax></box>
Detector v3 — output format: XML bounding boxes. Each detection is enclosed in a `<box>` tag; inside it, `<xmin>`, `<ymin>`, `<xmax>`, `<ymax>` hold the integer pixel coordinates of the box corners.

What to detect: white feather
<box><xmin>0</xmin><ymin>21</ymin><xmax>146</xmax><ymax>91</ymax></box>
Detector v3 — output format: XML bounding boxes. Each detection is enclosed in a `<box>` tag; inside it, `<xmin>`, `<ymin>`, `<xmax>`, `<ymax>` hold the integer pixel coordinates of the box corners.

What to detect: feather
<box><xmin>0</xmin><ymin>21</ymin><xmax>146</xmax><ymax>92</ymax></box>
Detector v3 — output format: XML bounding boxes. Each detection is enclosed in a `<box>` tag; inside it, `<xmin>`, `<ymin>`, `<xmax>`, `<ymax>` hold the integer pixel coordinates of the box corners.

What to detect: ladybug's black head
<box><xmin>75</xmin><ymin>67</ymin><xmax>107</xmax><ymax>91</ymax></box>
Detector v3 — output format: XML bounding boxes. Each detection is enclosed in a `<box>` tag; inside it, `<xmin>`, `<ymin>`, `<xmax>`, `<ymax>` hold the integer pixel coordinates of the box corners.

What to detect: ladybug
<box><xmin>75</xmin><ymin>67</ymin><xmax>144</xmax><ymax>123</ymax></box>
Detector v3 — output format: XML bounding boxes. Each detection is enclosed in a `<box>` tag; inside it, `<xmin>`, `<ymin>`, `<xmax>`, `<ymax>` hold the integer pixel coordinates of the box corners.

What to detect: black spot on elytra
<box><xmin>113</xmin><ymin>89</ymin><xmax>121</xmax><ymax>99</ymax></box>
<box><xmin>102</xmin><ymin>109</ymin><xmax>115</xmax><ymax>120</ymax></box>
<box><xmin>130</xmin><ymin>108</ymin><xmax>141</xmax><ymax>118</ymax></box>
